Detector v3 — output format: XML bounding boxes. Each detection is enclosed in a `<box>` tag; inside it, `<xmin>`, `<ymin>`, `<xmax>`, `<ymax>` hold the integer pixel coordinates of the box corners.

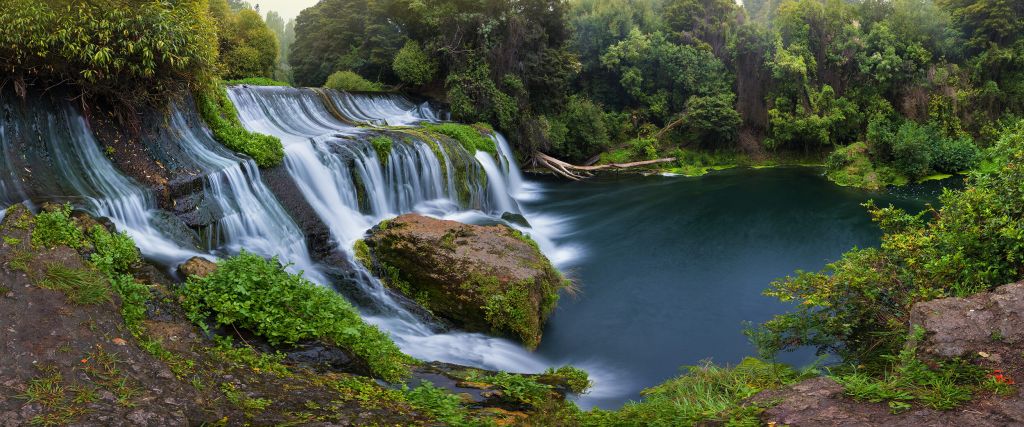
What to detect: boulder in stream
<box><xmin>358</xmin><ymin>214</ymin><xmax>570</xmax><ymax>349</ymax></box>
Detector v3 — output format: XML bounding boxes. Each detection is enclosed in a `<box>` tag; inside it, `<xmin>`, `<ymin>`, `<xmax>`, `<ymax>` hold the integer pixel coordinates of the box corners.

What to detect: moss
<box><xmin>423</xmin><ymin>123</ymin><xmax>497</xmax><ymax>155</ymax></box>
<box><xmin>369</xmin><ymin>136</ymin><xmax>393</xmax><ymax>163</ymax></box>
<box><xmin>196</xmin><ymin>82</ymin><xmax>284</xmax><ymax>168</ymax></box>
<box><xmin>481</xmin><ymin>278</ymin><xmax>541</xmax><ymax>349</ymax></box>
<box><xmin>353</xmin><ymin>240</ymin><xmax>372</xmax><ymax>269</ymax></box>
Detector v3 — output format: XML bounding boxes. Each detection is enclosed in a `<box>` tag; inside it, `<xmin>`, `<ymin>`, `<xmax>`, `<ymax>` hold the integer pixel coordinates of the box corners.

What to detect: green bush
<box><xmin>551</xmin><ymin>95</ymin><xmax>610</xmax><ymax>162</ymax></box>
<box><xmin>930</xmin><ymin>136</ymin><xmax>979</xmax><ymax>173</ymax></box>
<box><xmin>324</xmin><ymin>71</ymin><xmax>384</xmax><ymax>92</ymax></box>
<box><xmin>89</xmin><ymin>226</ymin><xmax>140</xmax><ymax>276</ymax></box>
<box><xmin>404</xmin><ymin>381</ymin><xmax>472</xmax><ymax>426</ymax></box>
<box><xmin>542</xmin><ymin>365</ymin><xmax>592</xmax><ymax>393</ymax></box>
<box><xmin>197</xmin><ymin>84</ymin><xmax>284</xmax><ymax>167</ymax></box>
<box><xmin>758</xmin><ymin>121</ymin><xmax>1024</xmax><ymax>363</ymax></box>
<box><xmin>392</xmin><ymin>40</ymin><xmax>438</xmax><ymax>86</ymax></box>
<box><xmin>424</xmin><ymin>123</ymin><xmax>497</xmax><ymax>155</ymax></box>
<box><xmin>180</xmin><ymin>251</ymin><xmax>412</xmax><ymax>381</ymax></box>
<box><xmin>0</xmin><ymin>0</ymin><xmax>217</xmax><ymax>104</ymax></box>
<box><xmin>890</xmin><ymin>121</ymin><xmax>933</xmax><ymax>179</ymax></box>
<box><xmin>32</xmin><ymin>204</ymin><xmax>83</xmax><ymax>249</ymax></box>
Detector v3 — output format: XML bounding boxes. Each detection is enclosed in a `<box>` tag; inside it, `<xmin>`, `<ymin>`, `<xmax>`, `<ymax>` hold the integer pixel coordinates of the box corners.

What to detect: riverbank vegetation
<box><xmin>287</xmin><ymin>0</ymin><xmax>1023</xmax><ymax>186</ymax></box>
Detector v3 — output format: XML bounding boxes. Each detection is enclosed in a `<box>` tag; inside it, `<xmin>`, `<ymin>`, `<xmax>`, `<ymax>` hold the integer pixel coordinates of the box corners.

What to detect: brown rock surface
<box><xmin>359</xmin><ymin>213</ymin><xmax>568</xmax><ymax>349</ymax></box>
<box><xmin>177</xmin><ymin>256</ymin><xmax>217</xmax><ymax>278</ymax></box>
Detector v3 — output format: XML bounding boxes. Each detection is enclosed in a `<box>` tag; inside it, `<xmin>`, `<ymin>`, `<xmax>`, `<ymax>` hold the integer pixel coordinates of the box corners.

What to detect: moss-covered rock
<box><xmin>359</xmin><ymin>214</ymin><xmax>568</xmax><ymax>349</ymax></box>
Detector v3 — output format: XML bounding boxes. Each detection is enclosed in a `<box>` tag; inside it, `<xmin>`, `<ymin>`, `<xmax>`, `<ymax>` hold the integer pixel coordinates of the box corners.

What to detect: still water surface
<box><xmin>520</xmin><ymin>167</ymin><xmax>955</xmax><ymax>408</ymax></box>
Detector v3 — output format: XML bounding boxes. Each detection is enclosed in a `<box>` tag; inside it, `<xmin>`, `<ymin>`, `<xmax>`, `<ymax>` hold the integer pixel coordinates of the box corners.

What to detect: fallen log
<box><xmin>531</xmin><ymin>152</ymin><xmax>677</xmax><ymax>180</ymax></box>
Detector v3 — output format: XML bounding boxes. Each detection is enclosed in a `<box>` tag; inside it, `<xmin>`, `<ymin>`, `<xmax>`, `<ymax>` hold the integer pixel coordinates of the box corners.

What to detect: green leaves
<box><xmin>180</xmin><ymin>251</ymin><xmax>413</xmax><ymax>382</ymax></box>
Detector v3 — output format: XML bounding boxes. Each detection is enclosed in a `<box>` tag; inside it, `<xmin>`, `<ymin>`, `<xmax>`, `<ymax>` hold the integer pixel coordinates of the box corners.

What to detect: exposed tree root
<box><xmin>531</xmin><ymin>152</ymin><xmax>677</xmax><ymax>180</ymax></box>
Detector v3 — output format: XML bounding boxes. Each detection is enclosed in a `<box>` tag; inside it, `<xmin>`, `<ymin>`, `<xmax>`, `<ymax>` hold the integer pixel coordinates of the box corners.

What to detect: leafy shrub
<box><xmin>392</xmin><ymin>40</ymin><xmax>438</xmax><ymax>86</ymax></box>
<box><xmin>32</xmin><ymin>204</ymin><xmax>83</xmax><ymax>249</ymax></box>
<box><xmin>324</xmin><ymin>71</ymin><xmax>384</xmax><ymax>92</ymax></box>
<box><xmin>445</xmin><ymin>59</ymin><xmax>517</xmax><ymax>131</ymax></box>
<box><xmin>550</xmin><ymin>95</ymin><xmax>610</xmax><ymax>162</ymax></box>
<box><xmin>424</xmin><ymin>123</ymin><xmax>497</xmax><ymax>155</ymax></box>
<box><xmin>404</xmin><ymin>381</ymin><xmax>471</xmax><ymax>426</ymax></box>
<box><xmin>89</xmin><ymin>226</ymin><xmax>140</xmax><ymax>276</ymax></box>
<box><xmin>180</xmin><ymin>251</ymin><xmax>412</xmax><ymax>381</ymax></box>
<box><xmin>758</xmin><ymin>122</ymin><xmax>1024</xmax><ymax>363</ymax></box>
<box><xmin>467</xmin><ymin>371</ymin><xmax>553</xmax><ymax>407</ymax></box>
<box><xmin>930</xmin><ymin>136</ymin><xmax>979</xmax><ymax>173</ymax></box>
<box><xmin>197</xmin><ymin>84</ymin><xmax>284</xmax><ymax>167</ymax></box>
<box><xmin>890</xmin><ymin>121</ymin><xmax>933</xmax><ymax>179</ymax></box>
<box><xmin>225</xmin><ymin>77</ymin><xmax>291</xmax><ymax>87</ymax></box>
<box><xmin>0</xmin><ymin>0</ymin><xmax>217</xmax><ymax>104</ymax></box>
<box><xmin>542</xmin><ymin>365</ymin><xmax>592</xmax><ymax>393</ymax></box>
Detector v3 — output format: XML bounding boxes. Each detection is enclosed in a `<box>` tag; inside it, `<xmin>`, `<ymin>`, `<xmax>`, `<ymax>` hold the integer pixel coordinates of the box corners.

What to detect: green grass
<box><xmin>180</xmin><ymin>251</ymin><xmax>413</xmax><ymax>382</ymax></box>
<box><xmin>39</xmin><ymin>264</ymin><xmax>110</xmax><ymax>305</ymax></box>
<box><xmin>226</xmin><ymin>77</ymin><xmax>291</xmax><ymax>87</ymax></box>
<box><xmin>582</xmin><ymin>358</ymin><xmax>806</xmax><ymax>426</ymax></box>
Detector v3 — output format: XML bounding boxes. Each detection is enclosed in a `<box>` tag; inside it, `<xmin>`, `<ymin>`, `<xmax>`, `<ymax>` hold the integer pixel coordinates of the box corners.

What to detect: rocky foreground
<box><xmin>756</xmin><ymin>282</ymin><xmax>1024</xmax><ymax>426</ymax></box>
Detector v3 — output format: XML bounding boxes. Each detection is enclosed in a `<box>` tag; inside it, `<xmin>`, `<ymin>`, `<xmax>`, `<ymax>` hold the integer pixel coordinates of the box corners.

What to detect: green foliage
<box><xmin>582</xmin><ymin>358</ymin><xmax>804</xmax><ymax>426</ymax></box>
<box><xmin>833</xmin><ymin>330</ymin><xmax>990</xmax><ymax>413</ymax></box>
<box><xmin>548</xmin><ymin>95</ymin><xmax>611</xmax><ymax>162</ymax></box>
<box><xmin>543</xmin><ymin>366</ymin><xmax>593</xmax><ymax>393</ymax></box>
<box><xmin>110</xmin><ymin>274</ymin><xmax>150</xmax><ymax>337</ymax></box>
<box><xmin>32</xmin><ymin>205</ymin><xmax>83</xmax><ymax>249</ymax></box>
<box><xmin>891</xmin><ymin>121</ymin><xmax>934</xmax><ymax>179</ymax></box>
<box><xmin>369</xmin><ymin>136</ymin><xmax>393</xmax><ymax>161</ymax></box>
<box><xmin>89</xmin><ymin>226</ymin><xmax>139</xmax><ymax>277</ymax></box>
<box><xmin>225</xmin><ymin>77</ymin><xmax>290</xmax><ymax>86</ymax></box>
<box><xmin>211</xmin><ymin>2</ymin><xmax>279</xmax><ymax>80</ymax></box>
<box><xmin>758</xmin><ymin>122</ymin><xmax>1024</xmax><ymax>363</ymax></box>
<box><xmin>425</xmin><ymin>123</ymin><xmax>497</xmax><ymax>155</ymax></box>
<box><xmin>392</xmin><ymin>40</ymin><xmax>438</xmax><ymax>86</ymax></box>
<box><xmin>445</xmin><ymin>60</ymin><xmax>518</xmax><ymax>131</ymax></box>
<box><xmin>324</xmin><ymin>71</ymin><xmax>384</xmax><ymax>92</ymax></box>
<box><xmin>404</xmin><ymin>381</ymin><xmax>475</xmax><ymax>426</ymax></box>
<box><xmin>467</xmin><ymin>371</ymin><xmax>554</xmax><ymax>407</ymax></box>
<box><xmin>0</xmin><ymin>0</ymin><xmax>217</xmax><ymax>104</ymax></box>
<box><xmin>39</xmin><ymin>265</ymin><xmax>110</xmax><ymax>306</ymax></box>
<box><xmin>180</xmin><ymin>251</ymin><xmax>413</xmax><ymax>382</ymax></box>
<box><xmin>197</xmin><ymin>84</ymin><xmax>284</xmax><ymax>167</ymax></box>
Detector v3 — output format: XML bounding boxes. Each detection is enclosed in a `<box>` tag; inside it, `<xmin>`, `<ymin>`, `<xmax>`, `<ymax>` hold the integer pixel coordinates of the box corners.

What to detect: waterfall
<box><xmin>322</xmin><ymin>89</ymin><xmax>442</xmax><ymax>126</ymax></box>
<box><xmin>227</xmin><ymin>85</ymin><xmax>557</xmax><ymax>372</ymax></box>
<box><xmin>0</xmin><ymin>93</ymin><xmax>203</xmax><ymax>266</ymax></box>
<box><xmin>167</xmin><ymin>107</ymin><xmax>325</xmax><ymax>282</ymax></box>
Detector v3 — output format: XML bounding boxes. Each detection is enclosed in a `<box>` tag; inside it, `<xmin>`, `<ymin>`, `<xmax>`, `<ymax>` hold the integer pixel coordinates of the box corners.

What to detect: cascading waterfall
<box><xmin>227</xmin><ymin>85</ymin><xmax>557</xmax><ymax>372</ymax></box>
<box><xmin>0</xmin><ymin>91</ymin><xmax>202</xmax><ymax>266</ymax></box>
<box><xmin>323</xmin><ymin>89</ymin><xmax>443</xmax><ymax>126</ymax></box>
<box><xmin>167</xmin><ymin>107</ymin><xmax>325</xmax><ymax>282</ymax></box>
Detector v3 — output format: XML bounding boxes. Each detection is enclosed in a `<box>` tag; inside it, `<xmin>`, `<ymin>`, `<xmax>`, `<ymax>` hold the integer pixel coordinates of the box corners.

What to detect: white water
<box><xmin>168</xmin><ymin>108</ymin><xmax>325</xmax><ymax>282</ymax></box>
<box><xmin>226</xmin><ymin>85</ymin><xmax>587</xmax><ymax>374</ymax></box>
<box><xmin>43</xmin><ymin>105</ymin><xmax>202</xmax><ymax>266</ymax></box>
<box><xmin>323</xmin><ymin>89</ymin><xmax>443</xmax><ymax>126</ymax></box>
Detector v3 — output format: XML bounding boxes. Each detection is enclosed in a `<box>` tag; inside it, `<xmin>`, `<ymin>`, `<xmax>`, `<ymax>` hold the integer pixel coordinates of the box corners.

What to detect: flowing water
<box><xmin>3</xmin><ymin>86</ymin><xmax>959</xmax><ymax>410</ymax></box>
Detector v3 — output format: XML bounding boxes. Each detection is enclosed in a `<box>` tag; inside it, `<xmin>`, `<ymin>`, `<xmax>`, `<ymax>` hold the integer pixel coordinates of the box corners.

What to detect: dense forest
<box><xmin>285</xmin><ymin>0</ymin><xmax>1024</xmax><ymax>187</ymax></box>
<box><xmin>3</xmin><ymin>0</ymin><xmax>1024</xmax><ymax>425</ymax></box>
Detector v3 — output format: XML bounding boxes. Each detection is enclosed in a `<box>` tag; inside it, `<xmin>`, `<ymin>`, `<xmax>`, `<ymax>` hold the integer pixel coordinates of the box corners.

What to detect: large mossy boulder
<box><xmin>358</xmin><ymin>214</ymin><xmax>568</xmax><ymax>349</ymax></box>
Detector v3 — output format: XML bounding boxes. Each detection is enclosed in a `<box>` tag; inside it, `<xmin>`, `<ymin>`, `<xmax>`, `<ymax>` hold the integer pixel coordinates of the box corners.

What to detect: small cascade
<box><xmin>0</xmin><ymin>93</ymin><xmax>201</xmax><ymax>265</ymax></box>
<box><xmin>322</xmin><ymin>89</ymin><xmax>442</xmax><ymax>126</ymax></box>
<box><xmin>167</xmin><ymin>107</ymin><xmax>325</xmax><ymax>282</ymax></box>
<box><xmin>0</xmin><ymin>120</ymin><xmax>28</xmax><ymax>210</ymax></box>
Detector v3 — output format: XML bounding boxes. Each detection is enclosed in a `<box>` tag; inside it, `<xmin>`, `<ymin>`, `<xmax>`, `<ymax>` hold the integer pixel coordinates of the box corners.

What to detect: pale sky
<box><xmin>253</xmin><ymin>0</ymin><xmax>319</xmax><ymax>22</ymax></box>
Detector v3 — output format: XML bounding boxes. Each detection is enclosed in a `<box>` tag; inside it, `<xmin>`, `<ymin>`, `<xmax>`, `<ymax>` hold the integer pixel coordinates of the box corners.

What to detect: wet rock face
<box><xmin>178</xmin><ymin>256</ymin><xmax>217</xmax><ymax>279</ymax></box>
<box><xmin>360</xmin><ymin>214</ymin><xmax>568</xmax><ymax>349</ymax></box>
<box><xmin>910</xmin><ymin>281</ymin><xmax>1024</xmax><ymax>359</ymax></box>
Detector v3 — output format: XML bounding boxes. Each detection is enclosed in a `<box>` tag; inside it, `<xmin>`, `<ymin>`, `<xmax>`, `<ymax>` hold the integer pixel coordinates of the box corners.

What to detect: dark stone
<box><xmin>500</xmin><ymin>212</ymin><xmax>530</xmax><ymax>228</ymax></box>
